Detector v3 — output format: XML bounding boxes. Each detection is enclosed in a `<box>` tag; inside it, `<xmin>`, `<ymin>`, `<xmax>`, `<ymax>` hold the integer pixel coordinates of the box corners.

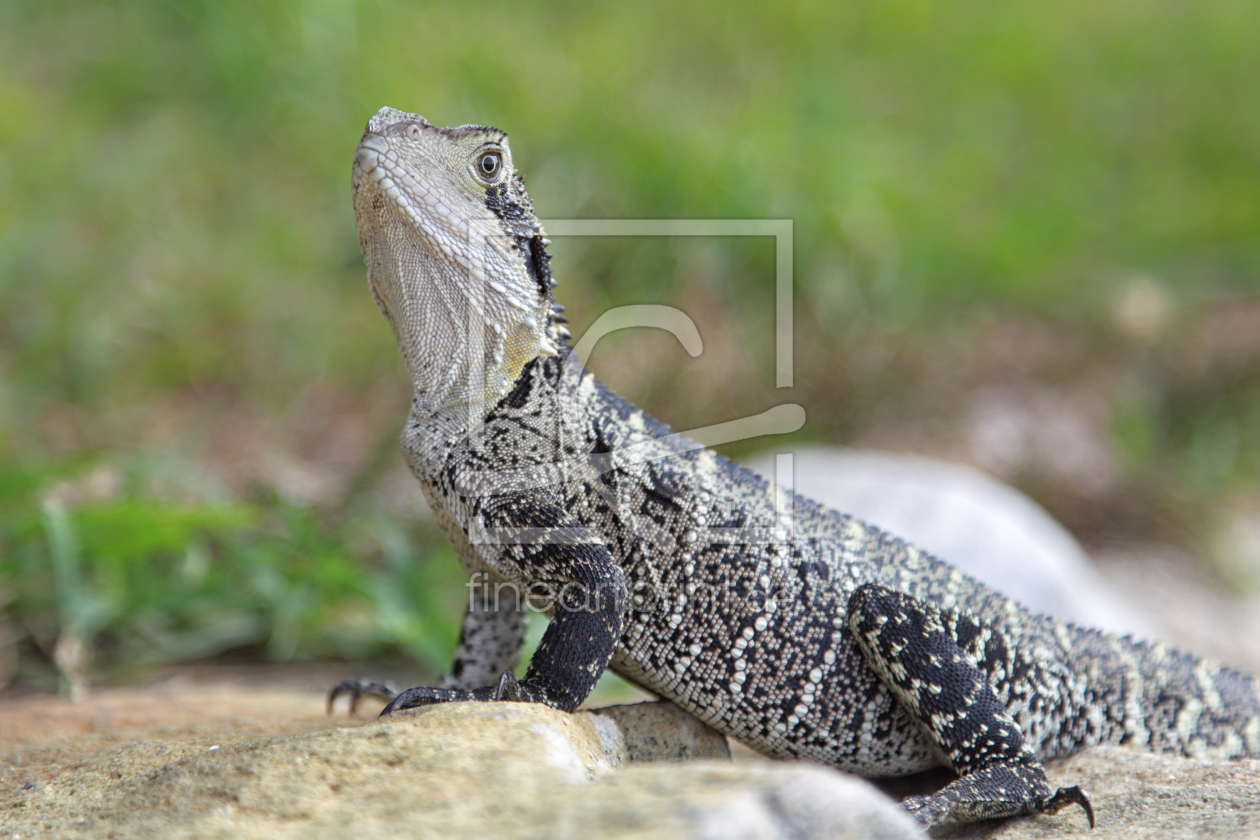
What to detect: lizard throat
<box><xmin>353</xmin><ymin>144</ymin><xmax>558</xmax><ymax>416</ymax></box>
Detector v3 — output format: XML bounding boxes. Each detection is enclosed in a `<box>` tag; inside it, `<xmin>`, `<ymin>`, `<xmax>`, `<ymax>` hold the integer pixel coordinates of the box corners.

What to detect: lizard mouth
<box><xmin>353</xmin><ymin>136</ymin><xmax>423</xmax><ymax>219</ymax></box>
<box><xmin>353</xmin><ymin>132</ymin><xmax>389</xmax><ymax>180</ymax></box>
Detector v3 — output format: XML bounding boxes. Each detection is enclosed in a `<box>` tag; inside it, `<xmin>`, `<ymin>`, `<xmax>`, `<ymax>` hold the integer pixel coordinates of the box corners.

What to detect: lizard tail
<box><xmin>1066</xmin><ymin>625</ymin><xmax>1260</xmax><ymax>760</ymax></box>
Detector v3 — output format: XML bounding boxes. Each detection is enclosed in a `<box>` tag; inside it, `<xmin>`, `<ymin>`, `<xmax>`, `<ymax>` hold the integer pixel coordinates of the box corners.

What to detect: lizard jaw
<box><xmin>352</xmin><ymin>111</ymin><xmax>557</xmax><ymax>413</ymax></box>
<box><xmin>354</xmin><ymin>135</ymin><xmax>499</xmax><ymax>279</ymax></box>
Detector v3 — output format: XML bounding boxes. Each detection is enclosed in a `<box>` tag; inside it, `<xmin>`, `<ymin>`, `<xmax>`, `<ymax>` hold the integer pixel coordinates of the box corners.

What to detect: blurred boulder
<box><xmin>744</xmin><ymin>447</ymin><xmax>1151</xmax><ymax>636</ymax></box>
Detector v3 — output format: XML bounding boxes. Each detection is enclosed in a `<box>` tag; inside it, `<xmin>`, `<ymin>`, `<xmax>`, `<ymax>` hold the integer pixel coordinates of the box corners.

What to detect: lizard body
<box><xmin>334</xmin><ymin>107</ymin><xmax>1260</xmax><ymax>828</ymax></box>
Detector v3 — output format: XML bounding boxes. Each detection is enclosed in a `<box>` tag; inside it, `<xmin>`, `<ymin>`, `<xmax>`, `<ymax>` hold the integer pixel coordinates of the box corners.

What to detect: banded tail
<box><xmin>1061</xmin><ymin>626</ymin><xmax>1260</xmax><ymax>761</ymax></box>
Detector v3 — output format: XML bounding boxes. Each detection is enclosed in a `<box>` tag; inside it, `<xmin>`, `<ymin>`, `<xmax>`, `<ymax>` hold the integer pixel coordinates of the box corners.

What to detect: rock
<box><xmin>1</xmin><ymin>697</ymin><xmax>917</xmax><ymax>840</ymax></box>
<box><xmin>598</xmin><ymin>762</ymin><xmax>919</xmax><ymax>840</ymax></box>
<box><xmin>589</xmin><ymin>699</ymin><xmax>730</xmax><ymax>762</ymax></box>
<box><xmin>743</xmin><ymin>446</ymin><xmax>1152</xmax><ymax>636</ymax></box>
<box><xmin>937</xmin><ymin>746</ymin><xmax>1260</xmax><ymax>840</ymax></box>
<box><xmin>5</xmin><ymin>683</ymin><xmax>1260</xmax><ymax>839</ymax></box>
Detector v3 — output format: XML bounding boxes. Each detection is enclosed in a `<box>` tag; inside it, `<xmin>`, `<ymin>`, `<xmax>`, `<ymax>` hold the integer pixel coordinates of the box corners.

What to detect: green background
<box><xmin>1</xmin><ymin>0</ymin><xmax>1258</xmax><ymax>693</ymax></box>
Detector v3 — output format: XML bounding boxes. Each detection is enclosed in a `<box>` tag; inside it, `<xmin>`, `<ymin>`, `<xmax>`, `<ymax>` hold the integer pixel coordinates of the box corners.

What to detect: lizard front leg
<box><xmin>444</xmin><ymin>576</ymin><xmax>528</xmax><ymax>690</ymax></box>
<box><xmin>381</xmin><ymin>491</ymin><xmax>626</xmax><ymax>715</ymax></box>
<box><xmin>847</xmin><ymin>584</ymin><xmax>1094</xmax><ymax>829</ymax></box>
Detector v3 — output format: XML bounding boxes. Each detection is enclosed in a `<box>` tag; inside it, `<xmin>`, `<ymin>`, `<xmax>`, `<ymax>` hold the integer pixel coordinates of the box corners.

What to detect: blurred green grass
<box><xmin>1</xmin><ymin>0</ymin><xmax>1258</xmax><ymax>692</ymax></box>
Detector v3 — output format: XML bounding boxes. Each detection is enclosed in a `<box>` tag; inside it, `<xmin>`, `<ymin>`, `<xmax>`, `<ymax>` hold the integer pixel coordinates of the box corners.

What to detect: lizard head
<box><xmin>352</xmin><ymin>106</ymin><xmax>561</xmax><ymax>413</ymax></box>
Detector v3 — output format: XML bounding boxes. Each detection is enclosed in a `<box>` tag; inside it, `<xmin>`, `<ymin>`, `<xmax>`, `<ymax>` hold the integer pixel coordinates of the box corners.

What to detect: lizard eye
<box><xmin>476</xmin><ymin>152</ymin><xmax>502</xmax><ymax>180</ymax></box>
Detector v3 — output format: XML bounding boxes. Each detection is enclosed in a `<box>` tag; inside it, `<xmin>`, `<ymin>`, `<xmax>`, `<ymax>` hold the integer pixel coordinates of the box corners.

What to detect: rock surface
<box><xmin>941</xmin><ymin>746</ymin><xmax>1260</xmax><ymax>840</ymax></box>
<box><xmin>4</xmin><ymin>681</ymin><xmax>1260</xmax><ymax>839</ymax></box>
<box><xmin>0</xmin><ymin>687</ymin><xmax>916</xmax><ymax>839</ymax></box>
<box><xmin>590</xmin><ymin>697</ymin><xmax>730</xmax><ymax>762</ymax></box>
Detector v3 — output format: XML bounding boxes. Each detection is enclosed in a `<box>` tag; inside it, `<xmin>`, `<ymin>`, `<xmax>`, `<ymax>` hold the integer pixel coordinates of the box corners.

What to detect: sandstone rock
<box><xmin>1</xmin><ymin>697</ymin><xmax>917</xmax><ymax>839</ymax></box>
<box><xmin>589</xmin><ymin>699</ymin><xmax>730</xmax><ymax>762</ymax></box>
<box><xmin>7</xmin><ymin>683</ymin><xmax>1260</xmax><ymax>839</ymax></box>
<box><xmin>591</xmin><ymin>762</ymin><xmax>919</xmax><ymax>840</ymax></box>
<box><xmin>937</xmin><ymin>746</ymin><xmax>1260</xmax><ymax>840</ymax></box>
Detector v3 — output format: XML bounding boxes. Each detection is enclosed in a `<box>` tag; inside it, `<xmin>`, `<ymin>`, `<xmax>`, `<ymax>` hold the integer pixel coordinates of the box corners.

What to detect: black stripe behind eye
<box><xmin>483</xmin><ymin>179</ymin><xmax>552</xmax><ymax>300</ymax></box>
<box><xmin>518</xmin><ymin>235</ymin><xmax>552</xmax><ymax>299</ymax></box>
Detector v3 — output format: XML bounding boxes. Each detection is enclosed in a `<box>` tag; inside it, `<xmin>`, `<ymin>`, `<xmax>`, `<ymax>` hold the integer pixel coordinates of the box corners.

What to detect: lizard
<box><xmin>330</xmin><ymin>105</ymin><xmax>1260</xmax><ymax>829</ymax></box>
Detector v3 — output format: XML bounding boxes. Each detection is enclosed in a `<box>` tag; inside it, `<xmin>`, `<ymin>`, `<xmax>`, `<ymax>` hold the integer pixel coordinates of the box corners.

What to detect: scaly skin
<box><xmin>330</xmin><ymin>107</ymin><xmax>1260</xmax><ymax>829</ymax></box>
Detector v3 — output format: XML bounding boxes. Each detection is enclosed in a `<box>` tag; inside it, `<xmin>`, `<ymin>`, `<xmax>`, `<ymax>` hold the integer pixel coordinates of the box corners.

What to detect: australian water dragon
<box><xmin>330</xmin><ymin>106</ymin><xmax>1260</xmax><ymax>828</ymax></box>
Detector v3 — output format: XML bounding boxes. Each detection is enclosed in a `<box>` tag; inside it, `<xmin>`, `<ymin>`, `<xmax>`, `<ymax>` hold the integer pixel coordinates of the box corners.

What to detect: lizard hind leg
<box><xmin>847</xmin><ymin>583</ymin><xmax>1094</xmax><ymax>829</ymax></box>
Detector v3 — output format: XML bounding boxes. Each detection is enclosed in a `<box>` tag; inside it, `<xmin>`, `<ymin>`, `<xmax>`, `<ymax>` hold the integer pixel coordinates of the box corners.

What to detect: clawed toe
<box><xmin>326</xmin><ymin>679</ymin><xmax>399</xmax><ymax>715</ymax></box>
<box><xmin>900</xmin><ymin>793</ymin><xmax>951</xmax><ymax>827</ymax></box>
<box><xmin>1041</xmin><ymin>785</ymin><xmax>1094</xmax><ymax>829</ymax></box>
<box><xmin>899</xmin><ymin>784</ymin><xmax>1095</xmax><ymax>830</ymax></box>
<box><xmin>330</xmin><ymin>672</ymin><xmax>535</xmax><ymax>718</ymax></box>
<box><xmin>380</xmin><ymin>685</ymin><xmax>469</xmax><ymax>714</ymax></box>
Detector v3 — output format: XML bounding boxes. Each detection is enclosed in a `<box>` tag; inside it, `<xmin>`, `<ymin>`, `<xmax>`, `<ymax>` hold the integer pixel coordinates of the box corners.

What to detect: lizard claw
<box><xmin>380</xmin><ymin>685</ymin><xmax>474</xmax><ymax>715</ymax></box>
<box><xmin>377</xmin><ymin>672</ymin><xmax>534</xmax><ymax>715</ymax></box>
<box><xmin>326</xmin><ymin>679</ymin><xmax>398</xmax><ymax>716</ymax></box>
<box><xmin>493</xmin><ymin>671</ymin><xmax>527</xmax><ymax>701</ymax></box>
<box><xmin>1040</xmin><ymin>786</ymin><xmax>1095</xmax><ymax>829</ymax></box>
